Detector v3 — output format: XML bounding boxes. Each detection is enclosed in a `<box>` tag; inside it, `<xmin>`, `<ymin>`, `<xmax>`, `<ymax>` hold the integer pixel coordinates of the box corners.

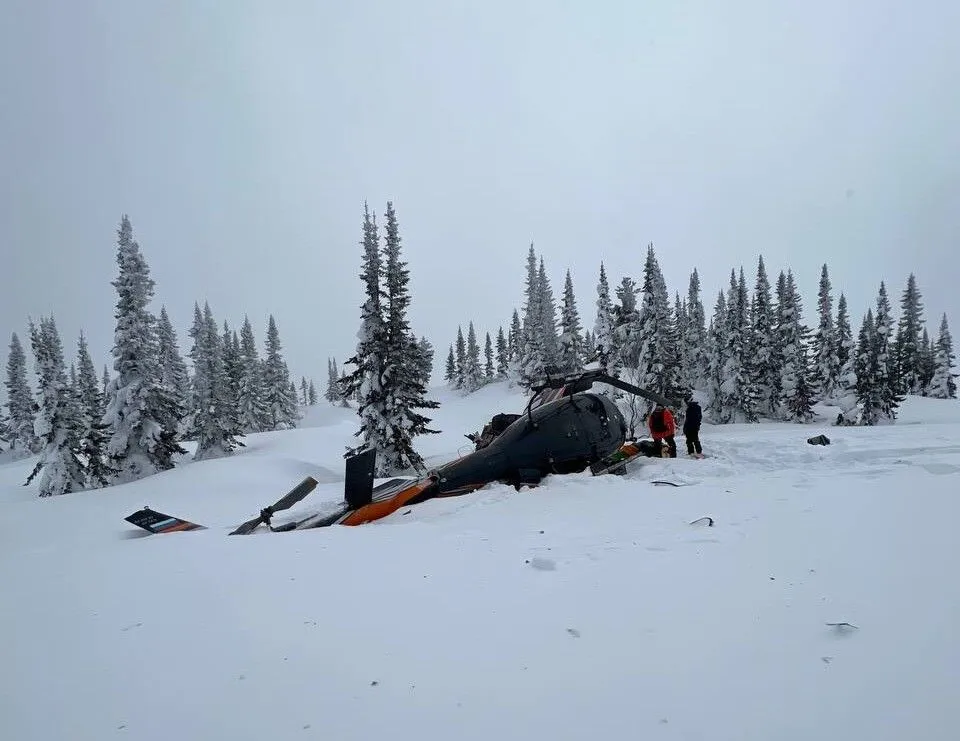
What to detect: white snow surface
<box><xmin>2</xmin><ymin>383</ymin><xmax>959</xmax><ymax>741</ymax></box>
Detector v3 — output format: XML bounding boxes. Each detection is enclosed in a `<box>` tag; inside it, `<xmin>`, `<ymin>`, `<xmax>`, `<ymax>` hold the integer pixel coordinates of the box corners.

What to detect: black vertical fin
<box><xmin>344</xmin><ymin>448</ymin><xmax>376</xmax><ymax>508</ymax></box>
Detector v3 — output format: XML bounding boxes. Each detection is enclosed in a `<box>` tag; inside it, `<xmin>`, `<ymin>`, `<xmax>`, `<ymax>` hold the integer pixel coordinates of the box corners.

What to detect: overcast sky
<box><xmin>2</xmin><ymin>0</ymin><xmax>958</xmax><ymax>390</ymax></box>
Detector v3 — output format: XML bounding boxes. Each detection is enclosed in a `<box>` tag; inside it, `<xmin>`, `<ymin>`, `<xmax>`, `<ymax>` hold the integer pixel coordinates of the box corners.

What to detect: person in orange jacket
<box><xmin>647</xmin><ymin>403</ymin><xmax>677</xmax><ymax>458</ymax></box>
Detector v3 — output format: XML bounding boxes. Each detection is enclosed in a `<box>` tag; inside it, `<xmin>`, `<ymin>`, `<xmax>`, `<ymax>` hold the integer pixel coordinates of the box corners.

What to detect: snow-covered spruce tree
<box><xmin>682</xmin><ymin>269</ymin><xmax>708</xmax><ymax>391</ymax></box>
<box><xmin>4</xmin><ymin>331</ymin><xmax>39</xmax><ymax>457</ymax></box>
<box><xmin>673</xmin><ymin>293</ymin><xmax>689</xmax><ymax>390</ymax></box>
<box><xmin>610</xmin><ymin>275</ymin><xmax>641</xmax><ymax>385</ymax></box>
<box><xmin>927</xmin><ymin>313</ymin><xmax>957</xmax><ymax>399</ymax></box>
<box><xmin>156</xmin><ymin>306</ymin><xmax>191</xmax><ymax>430</ymax></box>
<box><xmin>833</xmin><ymin>293</ymin><xmax>858</xmax><ymax>413</ymax></box>
<box><xmin>102</xmin><ymin>215</ymin><xmax>186</xmax><ymax>483</ymax></box>
<box><xmin>919</xmin><ymin>328</ymin><xmax>936</xmax><ymax>393</ymax></box>
<box><xmin>24</xmin><ymin>316</ymin><xmax>86</xmax><ymax>496</ymax></box>
<box><xmin>238</xmin><ymin>315</ymin><xmax>271</xmax><ymax>429</ymax></box>
<box><xmin>536</xmin><ymin>257</ymin><xmax>560</xmax><ymax>367</ymax></box>
<box><xmin>632</xmin><ymin>244</ymin><xmax>680</xmax><ymax>412</ymax></box>
<box><xmin>340</xmin><ymin>204</ymin><xmax>389</xmax><ymax>459</ymax></box>
<box><xmin>873</xmin><ymin>281</ymin><xmax>902</xmax><ymax>418</ymax></box>
<box><xmin>484</xmin><ymin>332</ymin><xmax>494</xmax><ymax>379</ymax></box>
<box><xmin>190</xmin><ymin>303</ymin><xmax>244</xmax><ymax>460</ymax></box>
<box><xmin>308</xmin><ymin>379</ymin><xmax>318</xmax><ymax>405</ymax></box>
<box><xmin>454</xmin><ymin>325</ymin><xmax>467</xmax><ymax>388</ymax></box>
<box><xmin>414</xmin><ymin>335</ymin><xmax>435</xmax><ymax>390</ymax></box>
<box><xmin>855</xmin><ymin>310</ymin><xmax>884</xmax><ymax>424</ymax></box>
<box><xmin>262</xmin><ymin>314</ymin><xmax>300</xmax><ymax>431</ymax></box>
<box><xmin>719</xmin><ymin>268</ymin><xmax>760</xmax><ymax>422</ymax></box>
<box><xmin>750</xmin><ymin>257</ymin><xmax>780</xmax><ymax>417</ymax></box>
<box><xmin>300</xmin><ymin>376</ymin><xmax>309</xmax><ymax>405</ymax></box>
<box><xmin>583</xmin><ymin>329</ymin><xmax>595</xmax><ymax>360</ymax></box>
<box><xmin>496</xmin><ymin>327</ymin><xmax>509</xmax><ymax>377</ymax></box>
<box><xmin>223</xmin><ymin>324</ymin><xmax>243</xmax><ymax>428</ymax></box>
<box><xmin>894</xmin><ymin>273</ymin><xmax>925</xmax><ymax>395</ymax></box>
<box><xmin>777</xmin><ymin>270</ymin><xmax>815</xmax><ymax>422</ymax></box>
<box><xmin>462</xmin><ymin>321</ymin><xmax>483</xmax><ymax>391</ymax></box>
<box><xmin>375</xmin><ymin>201</ymin><xmax>439</xmax><ymax>472</ymax></box>
<box><xmin>557</xmin><ymin>269</ymin><xmax>584</xmax><ymax>374</ymax></box>
<box><xmin>812</xmin><ymin>264</ymin><xmax>839</xmax><ymax>401</ymax></box>
<box><xmin>705</xmin><ymin>290</ymin><xmax>728</xmax><ymax>421</ymax></box>
<box><xmin>444</xmin><ymin>346</ymin><xmax>456</xmax><ymax>385</ymax></box>
<box><xmin>517</xmin><ymin>244</ymin><xmax>548</xmax><ymax>388</ymax></box>
<box><xmin>593</xmin><ymin>262</ymin><xmax>615</xmax><ymax>374</ymax></box>
<box><xmin>507</xmin><ymin>308</ymin><xmax>522</xmax><ymax>374</ymax></box>
<box><xmin>75</xmin><ymin>331</ymin><xmax>112</xmax><ymax>486</ymax></box>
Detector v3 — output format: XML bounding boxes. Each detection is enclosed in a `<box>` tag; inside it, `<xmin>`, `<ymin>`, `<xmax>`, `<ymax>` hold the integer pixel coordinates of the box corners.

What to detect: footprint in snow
<box><xmin>527</xmin><ymin>557</ymin><xmax>556</xmax><ymax>571</ymax></box>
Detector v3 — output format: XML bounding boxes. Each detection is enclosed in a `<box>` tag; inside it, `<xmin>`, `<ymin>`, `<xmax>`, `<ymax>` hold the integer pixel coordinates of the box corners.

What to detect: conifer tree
<box><xmin>462</xmin><ymin>321</ymin><xmax>483</xmax><ymax>391</ymax></box>
<box><xmin>593</xmin><ymin>262</ymin><xmax>615</xmax><ymax>374</ymax></box>
<box><xmin>25</xmin><ymin>316</ymin><xmax>86</xmax><ymax>496</ymax></box>
<box><xmin>751</xmin><ymin>257</ymin><xmax>780</xmax><ymax>417</ymax></box>
<box><xmin>102</xmin><ymin>215</ymin><xmax>185</xmax><ymax>482</ymax></box>
<box><xmin>705</xmin><ymin>290</ymin><xmax>728</xmax><ymax>421</ymax></box>
<box><xmin>518</xmin><ymin>244</ymin><xmax>549</xmax><ymax>387</ymax></box>
<box><xmin>300</xmin><ymin>377</ymin><xmax>309</xmax><ymax>405</ymax></box>
<box><xmin>679</xmin><ymin>269</ymin><xmax>708</xmax><ymax>392</ymax></box>
<box><xmin>611</xmin><ymin>276</ymin><xmax>640</xmax><ymax>381</ymax></box>
<box><xmin>833</xmin><ymin>293</ymin><xmax>858</xmax><ymax>412</ymax></box>
<box><xmin>536</xmin><ymin>257</ymin><xmax>560</xmax><ymax>366</ymax></box>
<box><xmin>157</xmin><ymin>306</ymin><xmax>191</xmax><ymax>427</ymax></box>
<box><xmin>454</xmin><ymin>325</ymin><xmax>466</xmax><ymax>388</ymax></box>
<box><xmin>927</xmin><ymin>313</ymin><xmax>957</xmax><ymax>399</ymax></box>
<box><xmin>777</xmin><ymin>270</ymin><xmax>815</xmax><ymax>422</ymax></box>
<box><xmin>238</xmin><ymin>315</ymin><xmax>270</xmax><ymax>430</ymax></box>
<box><xmin>495</xmin><ymin>327</ymin><xmax>509</xmax><ymax>377</ymax></box>
<box><xmin>632</xmin><ymin>244</ymin><xmax>678</xmax><ymax>409</ymax></box>
<box><xmin>222</xmin><ymin>324</ymin><xmax>243</xmax><ymax>429</ymax></box>
<box><xmin>190</xmin><ymin>303</ymin><xmax>244</xmax><ymax>459</ymax></box>
<box><xmin>484</xmin><ymin>332</ymin><xmax>494</xmax><ymax>378</ymax></box>
<box><xmin>308</xmin><ymin>379</ymin><xmax>318</xmax><ymax>405</ymax></box>
<box><xmin>919</xmin><ymin>328</ymin><xmax>936</xmax><ymax>393</ymax></box>
<box><xmin>414</xmin><ymin>336</ymin><xmax>435</xmax><ymax>390</ymax></box>
<box><xmin>508</xmin><ymin>309</ymin><xmax>522</xmax><ymax>370</ymax></box>
<box><xmin>719</xmin><ymin>268</ymin><xmax>760</xmax><ymax>422</ymax></box>
<box><xmin>262</xmin><ymin>314</ymin><xmax>300</xmax><ymax>431</ymax></box>
<box><xmin>558</xmin><ymin>269</ymin><xmax>584</xmax><ymax>373</ymax></box>
<box><xmin>583</xmin><ymin>329</ymin><xmax>595</xmax><ymax>360</ymax></box>
<box><xmin>894</xmin><ymin>273</ymin><xmax>925</xmax><ymax>394</ymax></box>
<box><xmin>444</xmin><ymin>346</ymin><xmax>456</xmax><ymax>384</ymax></box>
<box><xmin>4</xmin><ymin>332</ymin><xmax>38</xmax><ymax>456</ymax></box>
<box><xmin>75</xmin><ymin>331</ymin><xmax>112</xmax><ymax>486</ymax></box>
<box><xmin>812</xmin><ymin>264</ymin><xmax>839</xmax><ymax>400</ymax></box>
<box><xmin>374</xmin><ymin>201</ymin><xmax>439</xmax><ymax>471</ymax></box>
<box><xmin>873</xmin><ymin>281</ymin><xmax>902</xmax><ymax>418</ymax></box>
<box><xmin>855</xmin><ymin>310</ymin><xmax>884</xmax><ymax>424</ymax></box>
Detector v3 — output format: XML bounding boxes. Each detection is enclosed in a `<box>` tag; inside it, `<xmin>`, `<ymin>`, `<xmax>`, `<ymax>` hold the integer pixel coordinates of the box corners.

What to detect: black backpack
<box><xmin>650</xmin><ymin>409</ymin><xmax>667</xmax><ymax>433</ymax></box>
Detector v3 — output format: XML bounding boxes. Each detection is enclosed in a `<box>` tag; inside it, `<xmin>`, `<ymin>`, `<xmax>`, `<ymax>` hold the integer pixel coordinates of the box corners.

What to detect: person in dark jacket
<box><xmin>683</xmin><ymin>397</ymin><xmax>704</xmax><ymax>458</ymax></box>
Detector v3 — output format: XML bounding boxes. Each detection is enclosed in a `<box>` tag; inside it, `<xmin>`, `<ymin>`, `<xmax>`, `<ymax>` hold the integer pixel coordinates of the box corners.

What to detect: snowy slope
<box><xmin>2</xmin><ymin>384</ymin><xmax>959</xmax><ymax>741</ymax></box>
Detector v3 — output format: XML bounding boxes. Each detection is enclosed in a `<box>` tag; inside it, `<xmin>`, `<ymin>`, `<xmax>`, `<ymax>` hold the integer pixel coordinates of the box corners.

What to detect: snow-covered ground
<box><xmin>2</xmin><ymin>383</ymin><xmax>959</xmax><ymax>741</ymax></box>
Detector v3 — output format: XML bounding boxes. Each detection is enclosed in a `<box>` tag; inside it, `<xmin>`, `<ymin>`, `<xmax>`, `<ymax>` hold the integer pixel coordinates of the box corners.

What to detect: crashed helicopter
<box><xmin>124</xmin><ymin>368</ymin><xmax>681</xmax><ymax>536</ymax></box>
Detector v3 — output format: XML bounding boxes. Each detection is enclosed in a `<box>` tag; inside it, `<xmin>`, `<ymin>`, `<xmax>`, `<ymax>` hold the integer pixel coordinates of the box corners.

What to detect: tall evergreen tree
<box><xmin>462</xmin><ymin>321</ymin><xmax>483</xmax><ymax>391</ymax></box>
<box><xmin>495</xmin><ymin>327</ymin><xmax>509</xmax><ymax>377</ymax></box>
<box><xmin>156</xmin><ymin>306</ymin><xmax>191</xmax><ymax>428</ymax></box>
<box><xmin>300</xmin><ymin>376</ymin><xmax>309</xmax><ymax>405</ymax></box>
<box><xmin>190</xmin><ymin>303</ymin><xmax>244</xmax><ymax>460</ymax></box>
<box><xmin>375</xmin><ymin>201</ymin><xmax>439</xmax><ymax>472</ymax></box>
<box><xmin>919</xmin><ymin>327</ymin><xmax>937</xmax><ymax>393</ymax></box>
<box><xmin>719</xmin><ymin>268</ymin><xmax>760</xmax><ymax>422</ymax></box>
<box><xmin>705</xmin><ymin>290</ymin><xmax>728</xmax><ymax>421</ymax></box>
<box><xmin>777</xmin><ymin>270</ymin><xmax>815</xmax><ymax>422</ymax></box>
<box><xmin>873</xmin><ymin>281</ymin><xmax>902</xmax><ymax>418</ymax></box>
<box><xmin>102</xmin><ymin>215</ymin><xmax>185</xmax><ymax>483</ymax></box>
<box><xmin>593</xmin><ymin>262</ymin><xmax>615</xmax><ymax>374</ymax></box>
<box><xmin>751</xmin><ymin>257</ymin><xmax>780</xmax><ymax>417</ymax></box>
<box><xmin>611</xmin><ymin>275</ymin><xmax>641</xmax><ymax>382</ymax></box>
<box><xmin>536</xmin><ymin>257</ymin><xmax>560</xmax><ymax>366</ymax></box>
<box><xmin>507</xmin><ymin>309</ymin><xmax>522</xmax><ymax>371</ymax></box>
<box><xmin>632</xmin><ymin>244</ymin><xmax>679</xmax><ymax>410</ymax></box>
<box><xmin>25</xmin><ymin>316</ymin><xmax>86</xmax><ymax>496</ymax></box>
<box><xmin>4</xmin><ymin>332</ymin><xmax>38</xmax><ymax>456</ymax></box>
<box><xmin>75</xmin><ymin>331</ymin><xmax>111</xmax><ymax>486</ymax></box>
<box><xmin>340</xmin><ymin>204</ymin><xmax>388</xmax><ymax>455</ymax></box>
<box><xmin>454</xmin><ymin>325</ymin><xmax>467</xmax><ymax>388</ymax></box>
<box><xmin>262</xmin><ymin>314</ymin><xmax>300</xmax><ymax>431</ymax></box>
<box><xmin>682</xmin><ymin>269</ymin><xmax>708</xmax><ymax>391</ymax></box>
<box><xmin>927</xmin><ymin>314</ymin><xmax>957</xmax><ymax>399</ymax></box>
<box><xmin>414</xmin><ymin>336</ymin><xmax>435</xmax><ymax>390</ymax></box>
<box><xmin>444</xmin><ymin>346</ymin><xmax>456</xmax><ymax>384</ymax></box>
<box><xmin>518</xmin><ymin>245</ymin><xmax>549</xmax><ymax>387</ymax></box>
<box><xmin>308</xmin><ymin>379</ymin><xmax>318</xmax><ymax>405</ymax></box>
<box><xmin>238</xmin><ymin>315</ymin><xmax>270</xmax><ymax>430</ymax></box>
<box><xmin>812</xmin><ymin>264</ymin><xmax>839</xmax><ymax>400</ymax></box>
<box><xmin>855</xmin><ymin>309</ymin><xmax>883</xmax><ymax>424</ymax></box>
<box><xmin>894</xmin><ymin>273</ymin><xmax>925</xmax><ymax>394</ymax></box>
<box><xmin>833</xmin><ymin>293</ymin><xmax>858</xmax><ymax>412</ymax></box>
<box><xmin>558</xmin><ymin>269</ymin><xmax>584</xmax><ymax>373</ymax></box>
<box><xmin>484</xmin><ymin>332</ymin><xmax>494</xmax><ymax>378</ymax></box>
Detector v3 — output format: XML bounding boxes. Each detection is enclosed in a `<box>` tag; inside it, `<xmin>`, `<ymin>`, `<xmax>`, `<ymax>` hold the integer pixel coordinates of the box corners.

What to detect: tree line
<box><xmin>444</xmin><ymin>244</ymin><xmax>956</xmax><ymax>431</ymax></box>
<box><xmin>1</xmin><ymin>215</ymin><xmax>309</xmax><ymax>496</ymax></box>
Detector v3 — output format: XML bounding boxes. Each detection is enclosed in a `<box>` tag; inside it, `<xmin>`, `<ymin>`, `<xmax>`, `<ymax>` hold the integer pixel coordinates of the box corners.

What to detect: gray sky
<box><xmin>3</xmin><ymin>0</ymin><xmax>958</xmax><ymax>388</ymax></box>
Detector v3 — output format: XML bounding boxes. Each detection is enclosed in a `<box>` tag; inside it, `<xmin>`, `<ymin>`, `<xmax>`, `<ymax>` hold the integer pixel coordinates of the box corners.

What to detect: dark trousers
<box><xmin>685</xmin><ymin>430</ymin><xmax>702</xmax><ymax>455</ymax></box>
<box><xmin>657</xmin><ymin>435</ymin><xmax>677</xmax><ymax>458</ymax></box>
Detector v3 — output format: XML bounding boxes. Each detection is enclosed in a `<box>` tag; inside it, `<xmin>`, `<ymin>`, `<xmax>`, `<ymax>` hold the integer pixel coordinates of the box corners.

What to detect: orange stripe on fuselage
<box><xmin>339</xmin><ymin>480</ymin><xmax>436</xmax><ymax>526</ymax></box>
